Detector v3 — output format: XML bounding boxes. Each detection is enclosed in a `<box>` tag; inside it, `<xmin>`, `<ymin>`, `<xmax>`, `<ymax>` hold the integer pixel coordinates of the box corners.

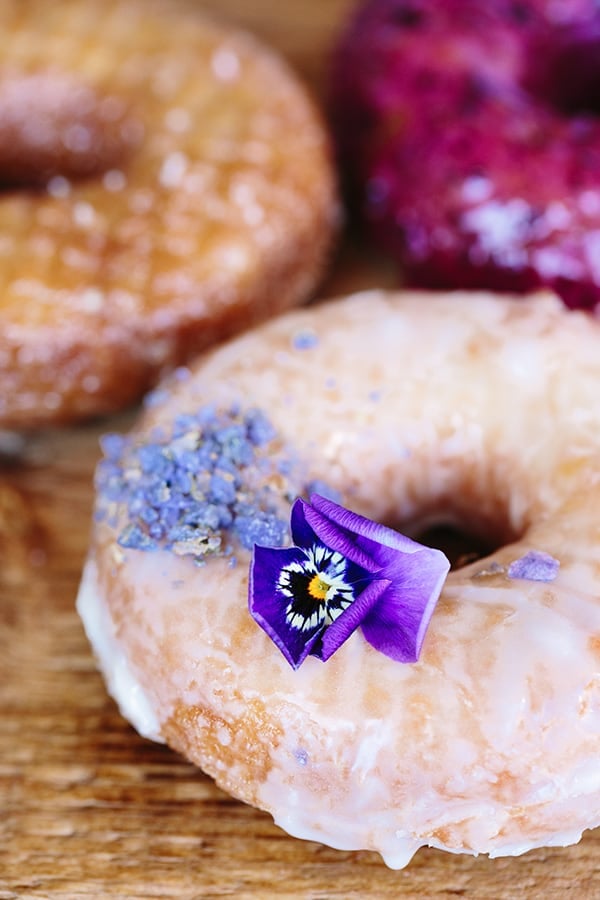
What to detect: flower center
<box><xmin>308</xmin><ymin>573</ymin><xmax>330</xmax><ymax>601</ymax></box>
<box><xmin>276</xmin><ymin>544</ymin><xmax>357</xmax><ymax>633</ymax></box>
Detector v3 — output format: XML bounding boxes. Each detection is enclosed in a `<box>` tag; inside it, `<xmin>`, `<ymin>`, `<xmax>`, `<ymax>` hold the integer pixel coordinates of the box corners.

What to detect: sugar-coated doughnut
<box><xmin>78</xmin><ymin>290</ymin><xmax>600</xmax><ymax>868</ymax></box>
<box><xmin>331</xmin><ymin>0</ymin><xmax>600</xmax><ymax>310</ymax></box>
<box><xmin>0</xmin><ymin>0</ymin><xmax>337</xmax><ymax>427</ymax></box>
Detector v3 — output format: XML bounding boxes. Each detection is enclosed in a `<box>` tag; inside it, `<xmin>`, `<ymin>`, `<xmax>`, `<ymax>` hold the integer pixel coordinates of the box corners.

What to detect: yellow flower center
<box><xmin>308</xmin><ymin>573</ymin><xmax>330</xmax><ymax>601</ymax></box>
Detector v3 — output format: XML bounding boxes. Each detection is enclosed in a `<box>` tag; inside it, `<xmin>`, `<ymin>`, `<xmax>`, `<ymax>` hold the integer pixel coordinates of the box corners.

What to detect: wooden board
<box><xmin>2</xmin><ymin>2</ymin><xmax>600</xmax><ymax>897</ymax></box>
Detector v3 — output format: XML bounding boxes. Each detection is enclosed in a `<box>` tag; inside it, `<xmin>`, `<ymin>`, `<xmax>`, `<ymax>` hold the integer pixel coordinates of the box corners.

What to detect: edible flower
<box><xmin>248</xmin><ymin>494</ymin><xmax>450</xmax><ymax>669</ymax></box>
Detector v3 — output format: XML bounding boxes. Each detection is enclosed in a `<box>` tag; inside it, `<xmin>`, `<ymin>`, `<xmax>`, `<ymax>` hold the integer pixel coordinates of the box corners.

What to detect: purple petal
<box><xmin>289</xmin><ymin>497</ymin><xmax>320</xmax><ymax>550</ymax></box>
<box><xmin>361</xmin><ymin>547</ymin><xmax>449</xmax><ymax>662</ymax></box>
<box><xmin>317</xmin><ymin>579</ymin><xmax>390</xmax><ymax>662</ymax></box>
<box><xmin>249</xmin><ymin>544</ymin><xmax>323</xmax><ymax>669</ymax></box>
<box><xmin>507</xmin><ymin>550</ymin><xmax>560</xmax><ymax>583</ymax></box>
<box><xmin>310</xmin><ymin>494</ymin><xmax>425</xmax><ymax>555</ymax></box>
<box><xmin>303</xmin><ymin>502</ymin><xmax>382</xmax><ymax>573</ymax></box>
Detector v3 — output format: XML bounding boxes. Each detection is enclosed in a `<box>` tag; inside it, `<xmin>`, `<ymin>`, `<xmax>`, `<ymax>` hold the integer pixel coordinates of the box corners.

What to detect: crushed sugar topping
<box><xmin>292</xmin><ymin>330</ymin><xmax>319</xmax><ymax>350</ymax></box>
<box><xmin>507</xmin><ymin>550</ymin><xmax>560</xmax><ymax>583</ymax></box>
<box><xmin>95</xmin><ymin>406</ymin><xmax>300</xmax><ymax>564</ymax></box>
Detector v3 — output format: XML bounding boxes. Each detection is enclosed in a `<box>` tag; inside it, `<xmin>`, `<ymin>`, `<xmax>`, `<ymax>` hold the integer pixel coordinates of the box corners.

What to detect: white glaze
<box><xmin>76</xmin><ymin>559</ymin><xmax>163</xmax><ymax>743</ymax></box>
<box><xmin>79</xmin><ymin>290</ymin><xmax>600</xmax><ymax>867</ymax></box>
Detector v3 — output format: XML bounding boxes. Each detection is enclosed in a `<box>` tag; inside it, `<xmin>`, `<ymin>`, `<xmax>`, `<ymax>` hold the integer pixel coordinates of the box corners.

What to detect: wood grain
<box><xmin>2</xmin><ymin>2</ymin><xmax>600</xmax><ymax>897</ymax></box>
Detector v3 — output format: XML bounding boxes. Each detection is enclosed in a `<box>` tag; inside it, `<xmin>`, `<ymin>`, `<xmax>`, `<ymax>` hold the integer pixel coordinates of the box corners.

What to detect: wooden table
<box><xmin>2</xmin><ymin>2</ymin><xmax>600</xmax><ymax>897</ymax></box>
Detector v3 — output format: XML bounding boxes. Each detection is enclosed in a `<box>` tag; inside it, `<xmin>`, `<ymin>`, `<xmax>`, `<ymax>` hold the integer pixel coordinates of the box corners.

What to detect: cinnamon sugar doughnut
<box><xmin>78</xmin><ymin>290</ymin><xmax>600</xmax><ymax>867</ymax></box>
<box><xmin>0</xmin><ymin>0</ymin><xmax>337</xmax><ymax>427</ymax></box>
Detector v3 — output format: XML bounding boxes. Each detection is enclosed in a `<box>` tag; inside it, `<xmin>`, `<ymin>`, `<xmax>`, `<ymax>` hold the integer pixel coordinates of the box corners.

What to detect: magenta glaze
<box><xmin>331</xmin><ymin>0</ymin><xmax>600</xmax><ymax>310</ymax></box>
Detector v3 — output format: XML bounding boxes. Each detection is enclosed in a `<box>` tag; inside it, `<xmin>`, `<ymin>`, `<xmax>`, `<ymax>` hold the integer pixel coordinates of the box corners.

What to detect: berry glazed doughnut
<box><xmin>0</xmin><ymin>0</ymin><xmax>338</xmax><ymax>428</ymax></box>
<box><xmin>77</xmin><ymin>289</ymin><xmax>600</xmax><ymax>868</ymax></box>
<box><xmin>331</xmin><ymin>0</ymin><xmax>600</xmax><ymax>310</ymax></box>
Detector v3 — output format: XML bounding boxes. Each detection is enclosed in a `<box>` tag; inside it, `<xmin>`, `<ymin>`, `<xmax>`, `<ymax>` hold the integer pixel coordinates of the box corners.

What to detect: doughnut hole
<box><xmin>0</xmin><ymin>70</ymin><xmax>141</xmax><ymax>188</ymax></box>
<box><xmin>371</xmin><ymin>461</ymin><xmax>529</xmax><ymax>573</ymax></box>
<box><xmin>524</xmin><ymin>22</ymin><xmax>600</xmax><ymax>117</ymax></box>
<box><xmin>394</xmin><ymin>497</ymin><xmax>523</xmax><ymax>572</ymax></box>
<box><xmin>411</xmin><ymin>522</ymin><xmax>497</xmax><ymax>570</ymax></box>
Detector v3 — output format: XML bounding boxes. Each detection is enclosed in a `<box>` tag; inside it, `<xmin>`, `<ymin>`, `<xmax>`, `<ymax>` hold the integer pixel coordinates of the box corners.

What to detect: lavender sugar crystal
<box><xmin>95</xmin><ymin>406</ymin><xmax>291</xmax><ymax>564</ymax></box>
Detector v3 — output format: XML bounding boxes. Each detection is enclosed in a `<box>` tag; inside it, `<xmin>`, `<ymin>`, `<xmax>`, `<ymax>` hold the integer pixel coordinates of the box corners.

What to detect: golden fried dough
<box><xmin>0</xmin><ymin>0</ymin><xmax>338</xmax><ymax>426</ymax></box>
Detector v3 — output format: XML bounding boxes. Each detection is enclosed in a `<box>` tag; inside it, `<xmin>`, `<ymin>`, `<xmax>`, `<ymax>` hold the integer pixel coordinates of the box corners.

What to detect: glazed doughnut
<box><xmin>331</xmin><ymin>0</ymin><xmax>600</xmax><ymax>310</ymax></box>
<box><xmin>0</xmin><ymin>0</ymin><xmax>337</xmax><ymax>427</ymax></box>
<box><xmin>78</xmin><ymin>289</ymin><xmax>600</xmax><ymax>867</ymax></box>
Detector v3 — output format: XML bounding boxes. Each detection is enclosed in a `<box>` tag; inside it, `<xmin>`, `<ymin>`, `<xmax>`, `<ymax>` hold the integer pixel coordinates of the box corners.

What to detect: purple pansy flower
<box><xmin>248</xmin><ymin>494</ymin><xmax>450</xmax><ymax>669</ymax></box>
